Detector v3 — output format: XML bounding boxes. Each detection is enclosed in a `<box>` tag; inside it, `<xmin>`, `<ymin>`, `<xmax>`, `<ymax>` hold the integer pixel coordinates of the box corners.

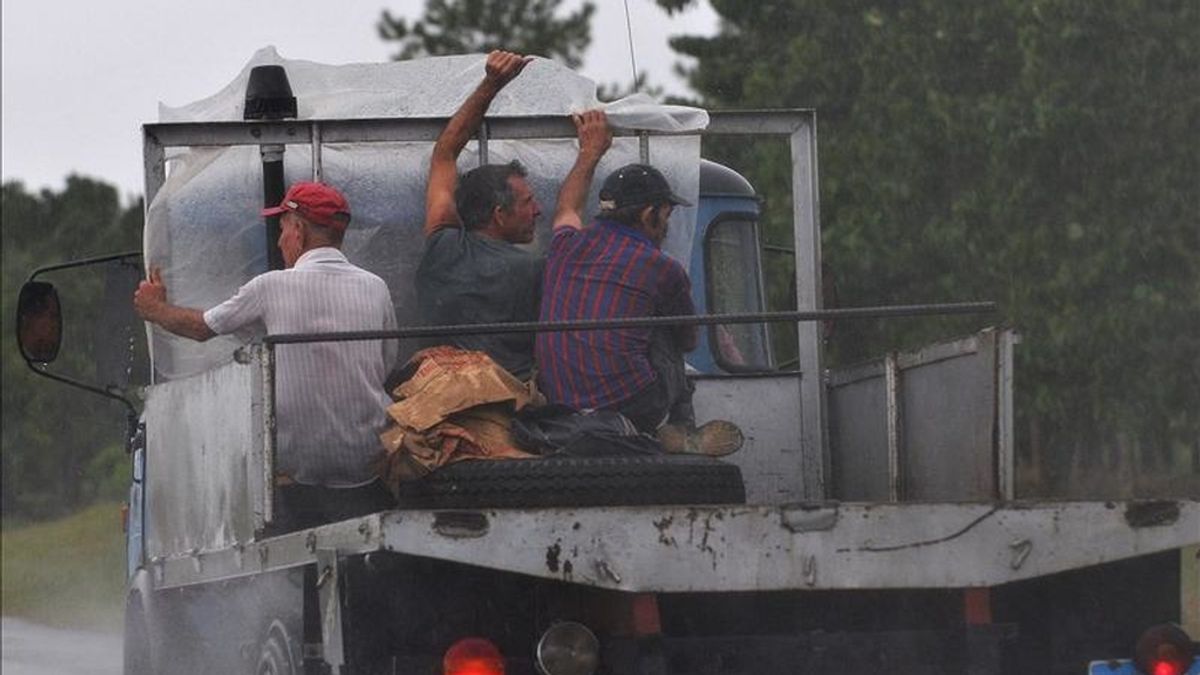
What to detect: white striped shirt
<box><xmin>203</xmin><ymin>247</ymin><xmax>398</xmax><ymax>487</ymax></box>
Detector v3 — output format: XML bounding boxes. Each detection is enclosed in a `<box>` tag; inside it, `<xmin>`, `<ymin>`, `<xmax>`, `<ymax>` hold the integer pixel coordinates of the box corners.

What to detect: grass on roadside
<box><xmin>1</xmin><ymin>501</ymin><xmax>126</xmax><ymax>632</ymax></box>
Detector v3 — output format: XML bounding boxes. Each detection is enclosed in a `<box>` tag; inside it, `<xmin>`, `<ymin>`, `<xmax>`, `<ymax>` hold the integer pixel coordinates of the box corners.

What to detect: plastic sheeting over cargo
<box><xmin>145</xmin><ymin>47</ymin><xmax>706</xmax><ymax>380</ymax></box>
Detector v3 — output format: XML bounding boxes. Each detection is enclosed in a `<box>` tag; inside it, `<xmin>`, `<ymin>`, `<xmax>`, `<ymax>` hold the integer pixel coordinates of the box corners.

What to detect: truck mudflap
<box><xmin>643</xmin><ymin>629</ymin><xmax>1016</xmax><ymax>675</ymax></box>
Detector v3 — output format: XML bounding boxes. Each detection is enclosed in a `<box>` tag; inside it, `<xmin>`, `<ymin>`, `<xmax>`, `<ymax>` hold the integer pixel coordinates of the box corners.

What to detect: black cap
<box><xmin>599</xmin><ymin>163</ymin><xmax>692</xmax><ymax>210</ymax></box>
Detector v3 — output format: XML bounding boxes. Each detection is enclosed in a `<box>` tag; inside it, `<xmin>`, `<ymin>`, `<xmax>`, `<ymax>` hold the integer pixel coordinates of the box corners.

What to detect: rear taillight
<box><xmin>443</xmin><ymin>637</ymin><xmax>505</xmax><ymax>675</ymax></box>
<box><xmin>1152</xmin><ymin>659</ymin><xmax>1185</xmax><ymax>675</ymax></box>
<box><xmin>1134</xmin><ymin>624</ymin><xmax>1195</xmax><ymax>675</ymax></box>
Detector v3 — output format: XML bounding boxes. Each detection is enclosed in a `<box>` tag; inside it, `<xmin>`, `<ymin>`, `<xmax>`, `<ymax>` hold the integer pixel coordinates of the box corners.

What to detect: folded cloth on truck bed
<box><xmin>377</xmin><ymin>347</ymin><xmax>539</xmax><ymax>490</ymax></box>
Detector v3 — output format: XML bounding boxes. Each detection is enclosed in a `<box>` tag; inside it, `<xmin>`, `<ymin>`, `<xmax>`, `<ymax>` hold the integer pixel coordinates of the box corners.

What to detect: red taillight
<box><xmin>1152</xmin><ymin>659</ymin><xmax>1184</xmax><ymax>675</ymax></box>
<box><xmin>443</xmin><ymin>637</ymin><xmax>504</xmax><ymax>675</ymax></box>
<box><xmin>1134</xmin><ymin>624</ymin><xmax>1195</xmax><ymax>675</ymax></box>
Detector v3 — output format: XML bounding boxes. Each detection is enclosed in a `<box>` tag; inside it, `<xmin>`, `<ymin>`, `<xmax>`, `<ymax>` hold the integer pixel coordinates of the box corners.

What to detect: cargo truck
<box><xmin>15</xmin><ymin>53</ymin><xmax>1198</xmax><ymax>675</ymax></box>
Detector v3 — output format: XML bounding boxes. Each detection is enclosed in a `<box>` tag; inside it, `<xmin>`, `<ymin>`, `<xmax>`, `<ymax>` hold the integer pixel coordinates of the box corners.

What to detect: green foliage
<box><xmin>663</xmin><ymin>0</ymin><xmax>1200</xmax><ymax>495</ymax></box>
<box><xmin>2</xmin><ymin>177</ymin><xmax>143</xmax><ymax>518</ymax></box>
<box><xmin>82</xmin><ymin>444</ymin><xmax>132</xmax><ymax>504</ymax></box>
<box><xmin>379</xmin><ymin>0</ymin><xmax>595</xmax><ymax>67</ymax></box>
<box><xmin>1</xmin><ymin>501</ymin><xmax>126</xmax><ymax>630</ymax></box>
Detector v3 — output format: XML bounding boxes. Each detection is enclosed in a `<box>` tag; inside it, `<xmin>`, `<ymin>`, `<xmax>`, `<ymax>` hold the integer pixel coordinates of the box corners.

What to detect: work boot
<box><xmin>657</xmin><ymin>420</ymin><xmax>744</xmax><ymax>457</ymax></box>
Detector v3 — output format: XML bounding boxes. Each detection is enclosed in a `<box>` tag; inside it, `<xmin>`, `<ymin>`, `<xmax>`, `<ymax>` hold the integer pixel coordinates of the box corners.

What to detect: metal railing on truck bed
<box><xmin>141</xmin><ymin>110</ymin><xmax>828</xmax><ymax>554</ymax></box>
<box><xmin>139</xmin><ymin>109</ymin><xmax>1019</xmax><ymax>560</ymax></box>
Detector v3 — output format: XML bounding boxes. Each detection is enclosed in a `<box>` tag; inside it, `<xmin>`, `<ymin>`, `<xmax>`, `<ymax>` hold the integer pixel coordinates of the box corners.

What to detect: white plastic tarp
<box><xmin>146</xmin><ymin>47</ymin><xmax>706</xmax><ymax>379</ymax></box>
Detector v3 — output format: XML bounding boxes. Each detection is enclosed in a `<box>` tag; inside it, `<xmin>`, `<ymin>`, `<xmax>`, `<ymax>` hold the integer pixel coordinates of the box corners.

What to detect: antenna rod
<box><xmin>623</xmin><ymin>0</ymin><xmax>640</xmax><ymax>90</ymax></box>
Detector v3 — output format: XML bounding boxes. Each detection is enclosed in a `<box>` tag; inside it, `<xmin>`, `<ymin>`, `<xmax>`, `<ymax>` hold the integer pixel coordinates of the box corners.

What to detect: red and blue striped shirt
<box><xmin>536</xmin><ymin>220</ymin><xmax>696</xmax><ymax>410</ymax></box>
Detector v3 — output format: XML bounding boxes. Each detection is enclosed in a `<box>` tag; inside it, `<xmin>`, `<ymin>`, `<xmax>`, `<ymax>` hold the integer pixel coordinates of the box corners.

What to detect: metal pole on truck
<box><xmin>244</xmin><ymin>65</ymin><xmax>297</xmax><ymax>271</ymax></box>
<box><xmin>244</xmin><ymin>66</ymin><xmax>334</xmax><ymax>674</ymax></box>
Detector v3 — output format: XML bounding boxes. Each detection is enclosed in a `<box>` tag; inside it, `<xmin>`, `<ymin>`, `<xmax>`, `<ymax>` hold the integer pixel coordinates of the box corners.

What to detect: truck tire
<box><xmin>394</xmin><ymin>455</ymin><xmax>745</xmax><ymax>509</ymax></box>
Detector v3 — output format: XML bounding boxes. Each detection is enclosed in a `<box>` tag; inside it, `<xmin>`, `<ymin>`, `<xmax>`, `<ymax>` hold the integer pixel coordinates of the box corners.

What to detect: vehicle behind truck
<box><xmin>14</xmin><ymin>52</ymin><xmax>1199</xmax><ymax>675</ymax></box>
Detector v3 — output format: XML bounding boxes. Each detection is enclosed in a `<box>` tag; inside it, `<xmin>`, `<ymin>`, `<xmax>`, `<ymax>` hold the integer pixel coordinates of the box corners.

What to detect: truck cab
<box><xmin>687</xmin><ymin>159</ymin><xmax>772</xmax><ymax>374</ymax></box>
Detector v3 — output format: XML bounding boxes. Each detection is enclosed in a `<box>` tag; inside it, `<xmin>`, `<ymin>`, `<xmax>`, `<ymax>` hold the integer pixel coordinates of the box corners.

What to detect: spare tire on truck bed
<box><xmin>394</xmin><ymin>455</ymin><xmax>745</xmax><ymax>509</ymax></box>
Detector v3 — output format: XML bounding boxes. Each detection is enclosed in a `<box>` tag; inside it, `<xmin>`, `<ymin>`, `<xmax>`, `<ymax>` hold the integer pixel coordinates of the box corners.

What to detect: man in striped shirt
<box><xmin>133</xmin><ymin>181</ymin><xmax>398</xmax><ymax>530</ymax></box>
<box><xmin>536</xmin><ymin>164</ymin><xmax>742</xmax><ymax>455</ymax></box>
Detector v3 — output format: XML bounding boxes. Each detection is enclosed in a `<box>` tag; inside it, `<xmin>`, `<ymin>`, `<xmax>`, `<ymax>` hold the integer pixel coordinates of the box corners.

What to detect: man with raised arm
<box><xmin>416</xmin><ymin>50</ymin><xmax>612</xmax><ymax>381</ymax></box>
<box><xmin>536</xmin><ymin>164</ymin><xmax>744</xmax><ymax>455</ymax></box>
<box><xmin>133</xmin><ymin>182</ymin><xmax>399</xmax><ymax>530</ymax></box>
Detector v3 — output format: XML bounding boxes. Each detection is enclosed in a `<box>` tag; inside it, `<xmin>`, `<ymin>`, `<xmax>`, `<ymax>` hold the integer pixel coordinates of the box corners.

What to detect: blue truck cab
<box><xmin>686</xmin><ymin>159</ymin><xmax>773</xmax><ymax>374</ymax></box>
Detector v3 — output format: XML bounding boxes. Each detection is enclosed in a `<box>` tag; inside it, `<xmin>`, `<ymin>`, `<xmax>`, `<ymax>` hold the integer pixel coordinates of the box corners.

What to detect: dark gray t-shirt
<box><xmin>416</xmin><ymin>227</ymin><xmax>543</xmax><ymax>379</ymax></box>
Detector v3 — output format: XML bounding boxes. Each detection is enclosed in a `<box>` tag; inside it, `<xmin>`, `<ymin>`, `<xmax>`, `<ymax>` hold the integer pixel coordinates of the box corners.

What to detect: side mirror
<box><xmin>17</xmin><ymin>281</ymin><xmax>63</xmax><ymax>364</ymax></box>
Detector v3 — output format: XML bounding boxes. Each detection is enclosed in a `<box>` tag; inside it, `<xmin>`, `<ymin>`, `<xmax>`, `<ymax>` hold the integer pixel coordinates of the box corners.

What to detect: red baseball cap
<box><xmin>262</xmin><ymin>182</ymin><xmax>352</xmax><ymax>230</ymax></box>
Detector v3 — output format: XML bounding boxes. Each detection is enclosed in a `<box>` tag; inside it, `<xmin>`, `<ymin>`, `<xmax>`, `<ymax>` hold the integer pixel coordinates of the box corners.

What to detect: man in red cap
<box><xmin>134</xmin><ymin>181</ymin><xmax>399</xmax><ymax>530</ymax></box>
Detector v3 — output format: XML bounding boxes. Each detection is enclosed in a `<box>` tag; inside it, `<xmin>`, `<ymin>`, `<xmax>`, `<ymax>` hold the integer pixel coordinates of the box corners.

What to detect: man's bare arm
<box><xmin>133</xmin><ymin>268</ymin><xmax>216</xmax><ymax>342</ymax></box>
<box><xmin>424</xmin><ymin>50</ymin><xmax>531</xmax><ymax>235</ymax></box>
<box><xmin>552</xmin><ymin>110</ymin><xmax>613</xmax><ymax>231</ymax></box>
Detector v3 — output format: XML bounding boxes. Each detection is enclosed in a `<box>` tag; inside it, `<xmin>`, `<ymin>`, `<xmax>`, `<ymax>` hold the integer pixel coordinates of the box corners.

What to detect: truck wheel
<box><xmin>255</xmin><ymin>620</ymin><xmax>299</xmax><ymax>675</ymax></box>
<box><xmin>395</xmin><ymin>455</ymin><xmax>745</xmax><ymax>508</ymax></box>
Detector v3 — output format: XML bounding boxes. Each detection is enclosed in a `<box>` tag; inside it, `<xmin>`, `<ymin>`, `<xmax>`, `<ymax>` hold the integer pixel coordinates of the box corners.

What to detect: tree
<box><xmin>379</xmin><ymin>0</ymin><xmax>595</xmax><ymax>68</ymax></box>
<box><xmin>2</xmin><ymin>177</ymin><xmax>144</xmax><ymax>518</ymax></box>
<box><xmin>658</xmin><ymin>0</ymin><xmax>1200</xmax><ymax>496</ymax></box>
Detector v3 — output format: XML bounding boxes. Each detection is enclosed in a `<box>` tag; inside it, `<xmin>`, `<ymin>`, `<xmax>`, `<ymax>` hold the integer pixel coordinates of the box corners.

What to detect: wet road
<box><xmin>1</xmin><ymin>617</ymin><xmax>122</xmax><ymax>675</ymax></box>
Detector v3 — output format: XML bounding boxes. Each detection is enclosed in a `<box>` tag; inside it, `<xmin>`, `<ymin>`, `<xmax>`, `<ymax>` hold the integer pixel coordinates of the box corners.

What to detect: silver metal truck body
<box><xmin>137</xmin><ymin>110</ymin><xmax>1197</xmax><ymax>591</ymax></box>
<box><xmin>125</xmin><ymin>104</ymin><xmax>1197</xmax><ymax>675</ymax></box>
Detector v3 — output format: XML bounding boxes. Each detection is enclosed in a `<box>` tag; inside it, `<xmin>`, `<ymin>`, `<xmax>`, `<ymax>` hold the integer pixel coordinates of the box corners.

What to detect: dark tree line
<box><xmin>657</xmin><ymin>0</ymin><xmax>1200</xmax><ymax>495</ymax></box>
<box><xmin>379</xmin><ymin>0</ymin><xmax>594</xmax><ymax>67</ymax></box>
<box><xmin>2</xmin><ymin>178</ymin><xmax>144</xmax><ymax>518</ymax></box>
